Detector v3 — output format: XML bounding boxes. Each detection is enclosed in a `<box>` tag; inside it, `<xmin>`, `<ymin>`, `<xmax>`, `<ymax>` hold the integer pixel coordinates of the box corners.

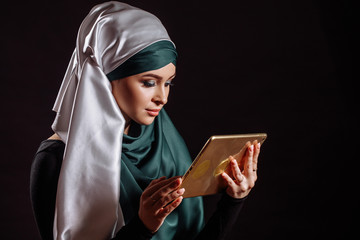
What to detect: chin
<box><xmin>136</xmin><ymin>117</ymin><xmax>156</xmax><ymax>126</ymax></box>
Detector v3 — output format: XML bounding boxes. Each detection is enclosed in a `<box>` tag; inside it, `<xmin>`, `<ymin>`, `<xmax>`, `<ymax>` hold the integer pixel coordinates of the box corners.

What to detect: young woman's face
<box><xmin>111</xmin><ymin>63</ymin><xmax>176</xmax><ymax>127</ymax></box>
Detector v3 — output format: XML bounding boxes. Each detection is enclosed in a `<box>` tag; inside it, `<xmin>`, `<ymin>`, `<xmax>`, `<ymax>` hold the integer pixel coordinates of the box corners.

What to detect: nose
<box><xmin>152</xmin><ymin>86</ymin><xmax>168</xmax><ymax>105</ymax></box>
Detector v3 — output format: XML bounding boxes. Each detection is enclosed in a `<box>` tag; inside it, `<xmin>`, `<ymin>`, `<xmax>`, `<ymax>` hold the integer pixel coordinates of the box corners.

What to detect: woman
<box><xmin>30</xmin><ymin>2</ymin><xmax>261</xmax><ymax>240</ymax></box>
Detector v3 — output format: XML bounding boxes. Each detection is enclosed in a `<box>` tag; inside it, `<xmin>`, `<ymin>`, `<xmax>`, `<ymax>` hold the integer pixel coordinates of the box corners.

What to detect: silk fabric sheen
<box><xmin>51</xmin><ymin>2</ymin><xmax>177</xmax><ymax>239</ymax></box>
<box><xmin>121</xmin><ymin>110</ymin><xmax>204</xmax><ymax>240</ymax></box>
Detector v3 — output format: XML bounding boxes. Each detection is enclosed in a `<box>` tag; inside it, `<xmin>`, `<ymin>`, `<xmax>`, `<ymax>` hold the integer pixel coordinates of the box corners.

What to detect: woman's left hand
<box><xmin>221</xmin><ymin>141</ymin><xmax>261</xmax><ymax>199</ymax></box>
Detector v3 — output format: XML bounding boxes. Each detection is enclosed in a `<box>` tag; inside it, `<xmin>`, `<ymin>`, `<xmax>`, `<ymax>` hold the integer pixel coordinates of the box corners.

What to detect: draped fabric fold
<box><xmin>53</xmin><ymin>57</ymin><xmax>124</xmax><ymax>240</ymax></box>
<box><xmin>51</xmin><ymin>2</ymin><xmax>176</xmax><ymax>239</ymax></box>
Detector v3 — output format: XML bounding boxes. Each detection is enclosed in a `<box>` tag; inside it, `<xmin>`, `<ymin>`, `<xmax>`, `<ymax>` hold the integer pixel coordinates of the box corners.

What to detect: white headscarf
<box><xmin>51</xmin><ymin>2</ymin><xmax>174</xmax><ymax>239</ymax></box>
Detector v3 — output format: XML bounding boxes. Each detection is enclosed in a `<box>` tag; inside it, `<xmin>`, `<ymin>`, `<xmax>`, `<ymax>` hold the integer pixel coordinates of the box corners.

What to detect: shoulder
<box><xmin>36</xmin><ymin>139</ymin><xmax>65</xmax><ymax>154</ymax></box>
<box><xmin>32</xmin><ymin>139</ymin><xmax>65</xmax><ymax>177</ymax></box>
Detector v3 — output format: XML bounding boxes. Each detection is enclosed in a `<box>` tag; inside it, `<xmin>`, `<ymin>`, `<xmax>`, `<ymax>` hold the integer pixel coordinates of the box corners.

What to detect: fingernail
<box><xmin>249</xmin><ymin>145</ymin><xmax>254</xmax><ymax>152</ymax></box>
<box><xmin>257</xmin><ymin>143</ymin><xmax>261</xmax><ymax>149</ymax></box>
<box><xmin>177</xmin><ymin>188</ymin><xmax>185</xmax><ymax>195</ymax></box>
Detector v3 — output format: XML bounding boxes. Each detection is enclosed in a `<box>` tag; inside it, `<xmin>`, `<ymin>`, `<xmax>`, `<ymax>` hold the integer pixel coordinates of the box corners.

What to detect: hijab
<box><xmin>51</xmin><ymin>1</ymin><xmax>203</xmax><ymax>239</ymax></box>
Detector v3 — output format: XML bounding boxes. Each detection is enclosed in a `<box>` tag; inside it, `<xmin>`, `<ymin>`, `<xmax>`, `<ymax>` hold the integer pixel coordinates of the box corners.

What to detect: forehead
<box><xmin>136</xmin><ymin>63</ymin><xmax>176</xmax><ymax>79</ymax></box>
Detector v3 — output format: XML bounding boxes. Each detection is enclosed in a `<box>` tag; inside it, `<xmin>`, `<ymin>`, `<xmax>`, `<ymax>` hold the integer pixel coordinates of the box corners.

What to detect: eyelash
<box><xmin>166</xmin><ymin>81</ymin><xmax>175</xmax><ymax>87</ymax></box>
<box><xmin>142</xmin><ymin>80</ymin><xmax>174</xmax><ymax>87</ymax></box>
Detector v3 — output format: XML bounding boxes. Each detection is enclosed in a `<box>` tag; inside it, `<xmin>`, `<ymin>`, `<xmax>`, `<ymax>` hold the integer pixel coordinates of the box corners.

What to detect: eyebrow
<box><xmin>141</xmin><ymin>73</ymin><xmax>176</xmax><ymax>81</ymax></box>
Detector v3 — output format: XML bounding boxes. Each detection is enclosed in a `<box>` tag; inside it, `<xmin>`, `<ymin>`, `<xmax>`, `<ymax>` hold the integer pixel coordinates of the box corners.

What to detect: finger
<box><xmin>244</xmin><ymin>144</ymin><xmax>254</xmax><ymax>177</ymax></box>
<box><xmin>154</xmin><ymin>187</ymin><xmax>185</xmax><ymax>209</ymax></box>
<box><xmin>151</xmin><ymin>177</ymin><xmax>182</xmax><ymax>204</ymax></box>
<box><xmin>157</xmin><ymin>196</ymin><xmax>183</xmax><ymax>218</ymax></box>
<box><xmin>148</xmin><ymin>176</ymin><xmax>166</xmax><ymax>187</ymax></box>
<box><xmin>221</xmin><ymin>171</ymin><xmax>236</xmax><ymax>188</ymax></box>
<box><xmin>253</xmin><ymin>141</ymin><xmax>261</xmax><ymax>171</ymax></box>
<box><xmin>229</xmin><ymin>156</ymin><xmax>244</xmax><ymax>184</ymax></box>
<box><xmin>143</xmin><ymin>176</ymin><xmax>179</xmax><ymax>199</ymax></box>
<box><xmin>235</xmin><ymin>141</ymin><xmax>251</xmax><ymax>171</ymax></box>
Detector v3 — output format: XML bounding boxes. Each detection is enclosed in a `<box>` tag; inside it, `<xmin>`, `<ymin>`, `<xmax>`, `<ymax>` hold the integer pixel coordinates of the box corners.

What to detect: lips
<box><xmin>146</xmin><ymin>108</ymin><xmax>161</xmax><ymax>117</ymax></box>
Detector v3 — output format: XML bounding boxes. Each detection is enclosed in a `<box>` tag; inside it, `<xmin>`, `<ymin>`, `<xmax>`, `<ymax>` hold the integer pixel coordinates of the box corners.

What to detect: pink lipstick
<box><xmin>146</xmin><ymin>109</ymin><xmax>161</xmax><ymax>116</ymax></box>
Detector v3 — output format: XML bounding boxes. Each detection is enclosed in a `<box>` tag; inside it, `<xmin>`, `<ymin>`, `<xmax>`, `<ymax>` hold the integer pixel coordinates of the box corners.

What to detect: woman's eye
<box><xmin>142</xmin><ymin>80</ymin><xmax>156</xmax><ymax>87</ymax></box>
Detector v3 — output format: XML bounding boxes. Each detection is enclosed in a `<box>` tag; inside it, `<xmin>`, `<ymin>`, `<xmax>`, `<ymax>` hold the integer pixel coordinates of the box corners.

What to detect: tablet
<box><xmin>180</xmin><ymin>133</ymin><xmax>267</xmax><ymax>198</ymax></box>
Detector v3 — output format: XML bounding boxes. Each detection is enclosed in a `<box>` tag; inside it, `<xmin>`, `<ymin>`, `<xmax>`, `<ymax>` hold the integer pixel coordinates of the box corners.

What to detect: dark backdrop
<box><xmin>1</xmin><ymin>0</ymin><xmax>356</xmax><ymax>239</ymax></box>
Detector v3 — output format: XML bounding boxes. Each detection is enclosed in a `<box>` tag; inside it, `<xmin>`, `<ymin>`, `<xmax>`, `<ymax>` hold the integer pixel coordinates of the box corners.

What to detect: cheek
<box><xmin>128</xmin><ymin>86</ymin><xmax>153</xmax><ymax>110</ymax></box>
<box><xmin>112</xmin><ymin>82</ymin><xmax>137</xmax><ymax>114</ymax></box>
<box><xmin>112</xmin><ymin>80</ymin><xmax>155</xmax><ymax>120</ymax></box>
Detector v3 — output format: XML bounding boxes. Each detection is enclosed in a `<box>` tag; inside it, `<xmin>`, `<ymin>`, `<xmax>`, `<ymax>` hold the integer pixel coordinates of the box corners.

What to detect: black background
<box><xmin>1</xmin><ymin>0</ymin><xmax>356</xmax><ymax>239</ymax></box>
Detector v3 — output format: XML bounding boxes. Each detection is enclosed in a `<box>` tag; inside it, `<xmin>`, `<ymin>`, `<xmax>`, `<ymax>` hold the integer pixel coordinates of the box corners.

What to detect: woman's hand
<box><xmin>221</xmin><ymin>141</ymin><xmax>261</xmax><ymax>199</ymax></box>
<box><xmin>138</xmin><ymin>176</ymin><xmax>185</xmax><ymax>233</ymax></box>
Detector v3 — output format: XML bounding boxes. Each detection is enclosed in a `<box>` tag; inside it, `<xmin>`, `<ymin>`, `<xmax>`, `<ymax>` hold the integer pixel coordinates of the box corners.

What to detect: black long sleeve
<box><xmin>30</xmin><ymin>140</ymin><xmax>64</xmax><ymax>240</ymax></box>
<box><xmin>195</xmin><ymin>194</ymin><xmax>246</xmax><ymax>240</ymax></box>
<box><xmin>111</xmin><ymin>215</ymin><xmax>154</xmax><ymax>240</ymax></box>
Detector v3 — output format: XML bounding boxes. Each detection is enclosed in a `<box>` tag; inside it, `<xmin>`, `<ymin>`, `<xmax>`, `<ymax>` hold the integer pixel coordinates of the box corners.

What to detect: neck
<box><xmin>48</xmin><ymin>133</ymin><xmax>62</xmax><ymax>140</ymax></box>
<box><xmin>124</xmin><ymin>120</ymin><xmax>131</xmax><ymax>135</ymax></box>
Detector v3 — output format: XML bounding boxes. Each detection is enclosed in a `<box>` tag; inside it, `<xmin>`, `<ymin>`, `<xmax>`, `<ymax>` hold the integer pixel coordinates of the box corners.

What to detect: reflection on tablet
<box><xmin>213</xmin><ymin>158</ymin><xmax>231</xmax><ymax>177</ymax></box>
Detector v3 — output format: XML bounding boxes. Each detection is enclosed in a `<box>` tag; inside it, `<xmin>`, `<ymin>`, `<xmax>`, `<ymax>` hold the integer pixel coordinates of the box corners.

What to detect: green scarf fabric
<box><xmin>120</xmin><ymin>110</ymin><xmax>204</xmax><ymax>239</ymax></box>
<box><xmin>107</xmin><ymin>40</ymin><xmax>178</xmax><ymax>81</ymax></box>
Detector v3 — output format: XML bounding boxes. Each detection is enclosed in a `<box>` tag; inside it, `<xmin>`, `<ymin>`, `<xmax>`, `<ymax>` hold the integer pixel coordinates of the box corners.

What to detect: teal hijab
<box><xmin>121</xmin><ymin>110</ymin><xmax>205</xmax><ymax>239</ymax></box>
<box><xmin>107</xmin><ymin>40</ymin><xmax>178</xmax><ymax>81</ymax></box>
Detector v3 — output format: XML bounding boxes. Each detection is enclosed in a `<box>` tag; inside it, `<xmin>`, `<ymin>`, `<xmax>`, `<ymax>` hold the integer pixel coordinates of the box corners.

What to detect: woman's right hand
<box><xmin>138</xmin><ymin>176</ymin><xmax>185</xmax><ymax>233</ymax></box>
